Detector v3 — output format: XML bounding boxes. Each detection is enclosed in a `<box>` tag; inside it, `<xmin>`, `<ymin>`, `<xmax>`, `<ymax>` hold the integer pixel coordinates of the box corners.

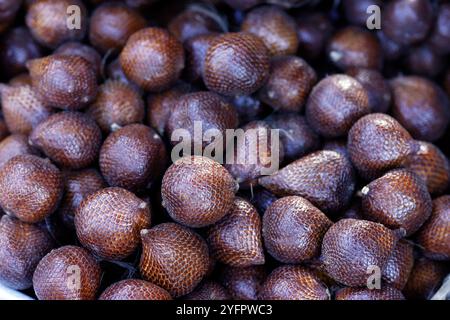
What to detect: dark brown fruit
<box><xmin>106</xmin><ymin>58</ymin><xmax>141</xmax><ymax>91</ymax></box>
<box><xmin>33</xmin><ymin>246</ymin><xmax>101</xmax><ymax>300</ymax></box>
<box><xmin>161</xmin><ymin>156</ymin><xmax>238</xmax><ymax>228</ymax></box>
<box><xmin>323</xmin><ymin>139</ymin><xmax>349</xmax><ymax>159</ymax></box>
<box><xmin>184</xmin><ymin>281</ymin><xmax>230</xmax><ymax>300</ymax></box>
<box><xmin>428</xmin><ymin>4</ymin><xmax>450</xmax><ymax>54</ymax></box>
<box><xmin>0</xmin><ymin>134</ymin><xmax>38</xmax><ymax>169</ymax></box>
<box><xmin>0</xmin><ymin>0</ymin><xmax>21</xmax><ymax>34</ymax></box>
<box><xmin>342</xmin><ymin>0</ymin><xmax>383</xmax><ymax>26</ymax></box>
<box><xmin>100</xmin><ymin>124</ymin><xmax>167</xmax><ymax>191</ymax></box>
<box><xmin>9</xmin><ymin>73</ymin><xmax>32</xmax><ymax>87</ymax></box>
<box><xmin>305</xmin><ymin>74</ymin><xmax>371</xmax><ymax>138</ymax></box>
<box><xmin>347</xmin><ymin>113</ymin><xmax>416</xmax><ymax>180</ymax></box>
<box><xmin>263</xmin><ymin>196</ymin><xmax>332</xmax><ymax>263</ymax></box>
<box><xmin>295</xmin><ymin>12</ymin><xmax>333</xmax><ymax>60</ymax></box>
<box><xmin>54</xmin><ymin>42</ymin><xmax>102</xmax><ymax>79</ymax></box>
<box><xmin>259</xmin><ymin>266</ymin><xmax>330</xmax><ymax>300</ymax></box>
<box><xmin>90</xmin><ymin>2</ymin><xmax>146</xmax><ymax>53</ymax></box>
<box><xmin>139</xmin><ymin>223</ymin><xmax>209</xmax><ymax>298</ymax></box>
<box><xmin>259</xmin><ymin>150</ymin><xmax>355</xmax><ymax>214</ymax></box>
<box><xmin>361</xmin><ymin>169</ymin><xmax>432</xmax><ymax>236</ymax></box>
<box><xmin>223</xmin><ymin>0</ymin><xmax>260</xmax><ymax>10</ymax></box>
<box><xmin>0</xmin><ymin>215</ymin><xmax>54</xmax><ymax>290</ymax></box>
<box><xmin>203</xmin><ymin>32</ymin><xmax>270</xmax><ymax>96</ymax></box>
<box><xmin>382</xmin><ymin>240</ymin><xmax>414</xmax><ymax>290</ymax></box>
<box><xmin>27</xmin><ymin>55</ymin><xmax>98</xmax><ymax>110</ymax></box>
<box><xmin>220</xmin><ymin>266</ymin><xmax>266</xmax><ymax>300</ymax></box>
<box><xmin>327</xmin><ymin>26</ymin><xmax>382</xmax><ymax>70</ymax></box>
<box><xmin>321</xmin><ymin>219</ymin><xmax>401</xmax><ymax>287</ymax></box>
<box><xmin>241</xmin><ymin>5</ymin><xmax>298</xmax><ymax>57</ymax></box>
<box><xmin>390</xmin><ymin>76</ymin><xmax>450</xmax><ymax>142</ymax></box>
<box><xmin>99</xmin><ymin>279</ymin><xmax>172</xmax><ymax>300</ymax></box>
<box><xmin>207</xmin><ymin>197</ymin><xmax>265</xmax><ymax>267</ymax></box>
<box><xmin>335</xmin><ymin>285</ymin><xmax>405</xmax><ymax>300</ymax></box>
<box><xmin>416</xmin><ymin>196</ymin><xmax>450</xmax><ymax>261</ymax></box>
<box><xmin>26</xmin><ymin>0</ymin><xmax>87</xmax><ymax>48</ymax></box>
<box><xmin>0</xmin><ymin>117</ymin><xmax>8</xmax><ymax>141</ymax></box>
<box><xmin>184</xmin><ymin>33</ymin><xmax>218</xmax><ymax>83</ymax></box>
<box><xmin>259</xmin><ymin>56</ymin><xmax>317</xmax><ymax>112</ymax></box>
<box><xmin>0</xmin><ymin>84</ymin><xmax>53</xmax><ymax>135</ymax></box>
<box><xmin>405</xmin><ymin>45</ymin><xmax>445</xmax><ymax>78</ymax></box>
<box><xmin>347</xmin><ymin>68</ymin><xmax>391</xmax><ymax>113</ymax></box>
<box><xmin>30</xmin><ymin>112</ymin><xmax>102</xmax><ymax>169</ymax></box>
<box><xmin>120</xmin><ymin>27</ymin><xmax>185</xmax><ymax>92</ymax></box>
<box><xmin>405</xmin><ymin>141</ymin><xmax>450</xmax><ymax>195</ymax></box>
<box><xmin>87</xmin><ymin>81</ymin><xmax>145</xmax><ymax>133</ymax></box>
<box><xmin>57</xmin><ymin>169</ymin><xmax>106</xmax><ymax>229</ymax></box>
<box><xmin>250</xmin><ymin>188</ymin><xmax>278</xmax><ymax>215</ymax></box>
<box><xmin>75</xmin><ymin>187</ymin><xmax>151</xmax><ymax>260</ymax></box>
<box><xmin>0</xmin><ymin>155</ymin><xmax>63</xmax><ymax>223</ymax></box>
<box><xmin>231</xmin><ymin>94</ymin><xmax>270</xmax><ymax>125</ymax></box>
<box><xmin>376</xmin><ymin>30</ymin><xmax>404</xmax><ymax>61</ymax></box>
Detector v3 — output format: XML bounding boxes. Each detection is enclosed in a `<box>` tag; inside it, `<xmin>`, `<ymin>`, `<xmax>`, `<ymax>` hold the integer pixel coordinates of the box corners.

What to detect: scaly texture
<box><xmin>184</xmin><ymin>281</ymin><xmax>230</xmax><ymax>300</ymax></box>
<box><xmin>55</xmin><ymin>42</ymin><xmax>102</xmax><ymax>79</ymax></box>
<box><xmin>382</xmin><ymin>240</ymin><xmax>414</xmax><ymax>290</ymax></box>
<box><xmin>220</xmin><ymin>266</ymin><xmax>266</xmax><ymax>300</ymax></box>
<box><xmin>184</xmin><ymin>33</ymin><xmax>218</xmax><ymax>83</ymax></box>
<box><xmin>99</xmin><ymin>279</ymin><xmax>172</xmax><ymax>300</ymax></box>
<box><xmin>139</xmin><ymin>223</ymin><xmax>209</xmax><ymax>297</ymax></box>
<box><xmin>335</xmin><ymin>285</ymin><xmax>405</xmax><ymax>300</ymax></box>
<box><xmin>0</xmin><ymin>134</ymin><xmax>38</xmax><ymax>169</ymax></box>
<box><xmin>250</xmin><ymin>188</ymin><xmax>278</xmax><ymax>215</ymax></box>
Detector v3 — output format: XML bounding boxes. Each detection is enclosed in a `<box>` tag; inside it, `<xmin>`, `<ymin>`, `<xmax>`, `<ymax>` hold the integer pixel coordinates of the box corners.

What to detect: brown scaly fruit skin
<box><xmin>203</xmin><ymin>32</ymin><xmax>270</xmax><ymax>97</ymax></box>
<box><xmin>139</xmin><ymin>223</ymin><xmax>210</xmax><ymax>298</ymax></box>
<box><xmin>259</xmin><ymin>265</ymin><xmax>330</xmax><ymax>300</ymax></box>
<box><xmin>0</xmin><ymin>134</ymin><xmax>38</xmax><ymax>169</ymax></box>
<box><xmin>335</xmin><ymin>285</ymin><xmax>405</xmax><ymax>300</ymax></box>
<box><xmin>305</xmin><ymin>74</ymin><xmax>371</xmax><ymax>138</ymax></box>
<box><xmin>99</xmin><ymin>279</ymin><xmax>172</xmax><ymax>300</ymax></box>
<box><xmin>207</xmin><ymin>197</ymin><xmax>265</xmax><ymax>267</ymax></box>
<box><xmin>327</xmin><ymin>26</ymin><xmax>382</xmax><ymax>71</ymax></box>
<box><xmin>0</xmin><ymin>215</ymin><xmax>54</xmax><ymax>290</ymax></box>
<box><xmin>403</xmin><ymin>257</ymin><xmax>448</xmax><ymax>300</ymax></box>
<box><xmin>0</xmin><ymin>84</ymin><xmax>53</xmax><ymax>135</ymax></box>
<box><xmin>295</xmin><ymin>12</ymin><xmax>333</xmax><ymax>61</ymax></box>
<box><xmin>416</xmin><ymin>196</ymin><xmax>450</xmax><ymax>261</ymax></box>
<box><xmin>27</xmin><ymin>55</ymin><xmax>98</xmax><ymax>110</ymax></box>
<box><xmin>220</xmin><ymin>266</ymin><xmax>266</xmax><ymax>300</ymax></box>
<box><xmin>120</xmin><ymin>27</ymin><xmax>185</xmax><ymax>92</ymax></box>
<box><xmin>161</xmin><ymin>156</ymin><xmax>238</xmax><ymax>228</ymax></box>
<box><xmin>30</xmin><ymin>112</ymin><xmax>102</xmax><ymax>169</ymax></box>
<box><xmin>57</xmin><ymin>169</ymin><xmax>106</xmax><ymax>229</ymax></box>
<box><xmin>184</xmin><ymin>281</ymin><xmax>230</xmax><ymax>300</ymax></box>
<box><xmin>259</xmin><ymin>56</ymin><xmax>317</xmax><ymax>112</ymax></box>
<box><xmin>75</xmin><ymin>187</ymin><xmax>151</xmax><ymax>260</ymax></box>
<box><xmin>390</xmin><ymin>76</ymin><xmax>450</xmax><ymax>142</ymax></box>
<box><xmin>26</xmin><ymin>0</ymin><xmax>87</xmax><ymax>48</ymax></box>
<box><xmin>99</xmin><ymin>124</ymin><xmax>167</xmax><ymax>191</ymax></box>
<box><xmin>347</xmin><ymin>113</ymin><xmax>416</xmax><ymax>180</ymax></box>
<box><xmin>259</xmin><ymin>150</ymin><xmax>355</xmax><ymax>214</ymax></box>
<box><xmin>361</xmin><ymin>169</ymin><xmax>432</xmax><ymax>236</ymax></box>
<box><xmin>262</xmin><ymin>196</ymin><xmax>332</xmax><ymax>264</ymax></box>
<box><xmin>321</xmin><ymin>219</ymin><xmax>401</xmax><ymax>287</ymax></box>
<box><xmin>0</xmin><ymin>155</ymin><xmax>63</xmax><ymax>223</ymax></box>
<box><xmin>89</xmin><ymin>2</ymin><xmax>147</xmax><ymax>53</ymax></box>
<box><xmin>241</xmin><ymin>5</ymin><xmax>299</xmax><ymax>57</ymax></box>
<box><xmin>382</xmin><ymin>240</ymin><xmax>414</xmax><ymax>290</ymax></box>
<box><xmin>405</xmin><ymin>141</ymin><xmax>450</xmax><ymax>195</ymax></box>
<box><xmin>323</xmin><ymin>139</ymin><xmax>349</xmax><ymax>159</ymax></box>
<box><xmin>33</xmin><ymin>246</ymin><xmax>101</xmax><ymax>300</ymax></box>
<box><xmin>87</xmin><ymin>81</ymin><xmax>145</xmax><ymax>133</ymax></box>
<box><xmin>54</xmin><ymin>42</ymin><xmax>102</xmax><ymax>80</ymax></box>
<box><xmin>184</xmin><ymin>33</ymin><xmax>219</xmax><ymax>83</ymax></box>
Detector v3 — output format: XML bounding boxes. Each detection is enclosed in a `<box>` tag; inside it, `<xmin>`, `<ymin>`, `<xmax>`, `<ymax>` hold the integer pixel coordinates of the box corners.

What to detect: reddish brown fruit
<box><xmin>405</xmin><ymin>45</ymin><xmax>445</xmax><ymax>78</ymax></box>
<box><xmin>347</xmin><ymin>113</ymin><xmax>416</xmax><ymax>180</ymax></box>
<box><xmin>390</xmin><ymin>76</ymin><xmax>450</xmax><ymax>142</ymax></box>
<box><xmin>262</xmin><ymin>196</ymin><xmax>332</xmax><ymax>263</ymax></box>
<box><xmin>9</xmin><ymin>73</ymin><xmax>32</xmax><ymax>87</ymax></box>
<box><xmin>323</xmin><ymin>139</ymin><xmax>349</xmax><ymax>159</ymax></box>
<box><xmin>321</xmin><ymin>219</ymin><xmax>401</xmax><ymax>287</ymax></box>
<box><xmin>203</xmin><ymin>32</ymin><xmax>270</xmax><ymax>96</ymax></box>
<box><xmin>106</xmin><ymin>58</ymin><xmax>141</xmax><ymax>91</ymax></box>
<box><xmin>0</xmin><ymin>134</ymin><xmax>38</xmax><ymax>169</ymax></box>
<box><xmin>87</xmin><ymin>81</ymin><xmax>145</xmax><ymax>133</ymax></box>
<box><xmin>30</xmin><ymin>112</ymin><xmax>102</xmax><ymax>169</ymax></box>
<box><xmin>428</xmin><ymin>4</ymin><xmax>450</xmax><ymax>54</ymax></box>
<box><xmin>259</xmin><ymin>266</ymin><xmax>330</xmax><ymax>300</ymax></box>
<box><xmin>33</xmin><ymin>246</ymin><xmax>101</xmax><ymax>300</ymax></box>
<box><xmin>259</xmin><ymin>150</ymin><xmax>355</xmax><ymax>214</ymax></box>
<box><xmin>382</xmin><ymin>240</ymin><xmax>414</xmax><ymax>290</ymax></box>
<box><xmin>27</xmin><ymin>55</ymin><xmax>98</xmax><ymax>110</ymax></box>
<box><xmin>100</xmin><ymin>124</ymin><xmax>167</xmax><ymax>191</ymax></box>
<box><xmin>120</xmin><ymin>27</ymin><xmax>185</xmax><ymax>92</ymax></box>
<box><xmin>184</xmin><ymin>33</ymin><xmax>218</xmax><ymax>83</ymax></box>
<box><xmin>220</xmin><ymin>266</ymin><xmax>266</xmax><ymax>300</ymax></box>
<box><xmin>0</xmin><ymin>155</ymin><xmax>63</xmax><ymax>223</ymax></box>
<box><xmin>0</xmin><ymin>215</ymin><xmax>54</xmax><ymax>290</ymax></box>
<box><xmin>75</xmin><ymin>187</ymin><xmax>151</xmax><ymax>260</ymax></box>
<box><xmin>361</xmin><ymin>169</ymin><xmax>432</xmax><ymax>236</ymax></box>
<box><xmin>54</xmin><ymin>42</ymin><xmax>102</xmax><ymax>79</ymax></box>
<box><xmin>305</xmin><ymin>74</ymin><xmax>371</xmax><ymax>138</ymax></box>
<box><xmin>207</xmin><ymin>197</ymin><xmax>265</xmax><ymax>267</ymax></box>
<box><xmin>416</xmin><ymin>196</ymin><xmax>450</xmax><ymax>261</ymax></box>
<box><xmin>259</xmin><ymin>56</ymin><xmax>317</xmax><ymax>112</ymax></box>
<box><xmin>295</xmin><ymin>12</ymin><xmax>333</xmax><ymax>60</ymax></box>
<box><xmin>161</xmin><ymin>156</ymin><xmax>238</xmax><ymax>228</ymax></box>
<box><xmin>26</xmin><ymin>0</ymin><xmax>87</xmax><ymax>48</ymax></box>
<box><xmin>90</xmin><ymin>3</ymin><xmax>146</xmax><ymax>53</ymax></box>
<box><xmin>184</xmin><ymin>281</ymin><xmax>230</xmax><ymax>300</ymax></box>
<box><xmin>99</xmin><ymin>279</ymin><xmax>172</xmax><ymax>300</ymax></box>
<box><xmin>335</xmin><ymin>285</ymin><xmax>405</xmax><ymax>300</ymax></box>
<box><xmin>139</xmin><ymin>223</ymin><xmax>210</xmax><ymax>297</ymax></box>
